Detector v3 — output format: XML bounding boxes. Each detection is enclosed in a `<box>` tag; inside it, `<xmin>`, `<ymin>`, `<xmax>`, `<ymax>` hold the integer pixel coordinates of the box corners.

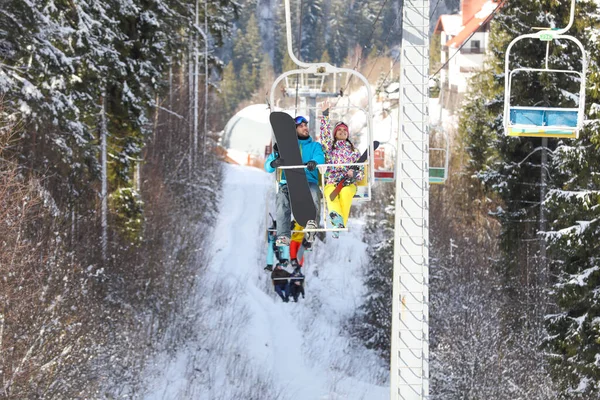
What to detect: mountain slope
<box><xmin>142</xmin><ymin>163</ymin><xmax>388</xmax><ymax>399</ymax></box>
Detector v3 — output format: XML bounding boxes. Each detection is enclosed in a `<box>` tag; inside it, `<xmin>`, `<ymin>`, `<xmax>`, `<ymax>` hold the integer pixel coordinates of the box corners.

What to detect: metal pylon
<box><xmin>391</xmin><ymin>0</ymin><xmax>430</xmax><ymax>398</ymax></box>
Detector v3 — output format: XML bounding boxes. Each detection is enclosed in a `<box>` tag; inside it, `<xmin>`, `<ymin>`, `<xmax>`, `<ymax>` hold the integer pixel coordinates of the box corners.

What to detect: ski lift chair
<box><xmin>429</xmin><ymin>130</ymin><xmax>450</xmax><ymax>185</ymax></box>
<box><xmin>269</xmin><ymin>68</ymin><xmax>375</xmax><ymax>235</ymax></box>
<box><xmin>373</xmin><ymin>142</ymin><xmax>396</xmax><ymax>182</ymax></box>
<box><xmin>266</xmin><ymin>0</ymin><xmax>377</xmax><ymax>237</ymax></box>
<box><xmin>503</xmin><ymin>1</ymin><xmax>586</xmax><ymax>139</ymax></box>
<box><xmin>270</xmin><ymin>67</ymin><xmax>376</xmax><ymax>197</ymax></box>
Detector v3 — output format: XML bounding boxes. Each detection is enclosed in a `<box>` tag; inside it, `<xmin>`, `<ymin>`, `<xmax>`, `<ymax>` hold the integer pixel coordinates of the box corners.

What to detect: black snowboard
<box><xmin>269</xmin><ymin>112</ymin><xmax>317</xmax><ymax>227</ymax></box>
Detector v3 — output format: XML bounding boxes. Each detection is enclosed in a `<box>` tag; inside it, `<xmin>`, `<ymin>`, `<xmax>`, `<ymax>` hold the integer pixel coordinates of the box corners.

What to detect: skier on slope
<box><xmin>319</xmin><ymin>100</ymin><xmax>364</xmax><ymax>238</ymax></box>
<box><xmin>264</xmin><ymin>117</ymin><xmax>325</xmax><ymax>247</ymax></box>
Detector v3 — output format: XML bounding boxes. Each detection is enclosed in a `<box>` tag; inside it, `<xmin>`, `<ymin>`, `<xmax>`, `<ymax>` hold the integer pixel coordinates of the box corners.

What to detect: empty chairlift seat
<box><xmin>508</xmin><ymin>106</ymin><xmax>579</xmax><ymax>137</ymax></box>
<box><xmin>429</xmin><ymin>167</ymin><xmax>446</xmax><ymax>184</ymax></box>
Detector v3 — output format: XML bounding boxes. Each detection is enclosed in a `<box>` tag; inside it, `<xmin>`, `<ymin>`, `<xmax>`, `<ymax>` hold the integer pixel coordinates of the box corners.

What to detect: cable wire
<box><xmin>429</xmin><ymin>1</ymin><xmax>505</xmax><ymax>80</ymax></box>
<box><xmin>337</xmin><ymin>0</ymin><xmax>390</xmax><ymax>102</ymax></box>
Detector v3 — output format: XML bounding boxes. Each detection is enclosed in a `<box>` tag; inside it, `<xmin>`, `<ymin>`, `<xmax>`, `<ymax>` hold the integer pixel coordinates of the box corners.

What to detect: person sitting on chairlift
<box><xmin>319</xmin><ymin>100</ymin><xmax>364</xmax><ymax>238</ymax></box>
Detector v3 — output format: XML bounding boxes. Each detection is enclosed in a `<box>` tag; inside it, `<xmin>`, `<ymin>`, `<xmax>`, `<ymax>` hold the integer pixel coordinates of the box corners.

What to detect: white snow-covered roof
<box><xmin>475</xmin><ymin>1</ymin><xmax>499</xmax><ymax>19</ymax></box>
<box><xmin>222</xmin><ymin>104</ymin><xmax>272</xmax><ymax>156</ymax></box>
<box><xmin>440</xmin><ymin>14</ymin><xmax>463</xmax><ymax>36</ymax></box>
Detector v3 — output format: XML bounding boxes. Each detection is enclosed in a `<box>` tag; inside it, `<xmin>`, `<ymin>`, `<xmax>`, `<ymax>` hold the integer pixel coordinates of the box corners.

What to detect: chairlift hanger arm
<box><xmin>504</xmin><ymin>34</ymin><xmax>587</xmax><ymax>72</ymax></box>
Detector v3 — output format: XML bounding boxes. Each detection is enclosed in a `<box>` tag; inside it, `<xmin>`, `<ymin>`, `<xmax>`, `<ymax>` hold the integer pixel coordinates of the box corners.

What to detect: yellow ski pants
<box><xmin>323</xmin><ymin>183</ymin><xmax>357</xmax><ymax>226</ymax></box>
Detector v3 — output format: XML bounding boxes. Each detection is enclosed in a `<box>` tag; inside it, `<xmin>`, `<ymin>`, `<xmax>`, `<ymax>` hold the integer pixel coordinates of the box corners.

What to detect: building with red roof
<box><xmin>434</xmin><ymin>0</ymin><xmax>501</xmax><ymax>112</ymax></box>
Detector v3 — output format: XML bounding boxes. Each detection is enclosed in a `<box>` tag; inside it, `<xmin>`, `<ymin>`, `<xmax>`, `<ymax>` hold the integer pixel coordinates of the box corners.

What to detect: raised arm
<box><xmin>319</xmin><ymin>101</ymin><xmax>333</xmax><ymax>154</ymax></box>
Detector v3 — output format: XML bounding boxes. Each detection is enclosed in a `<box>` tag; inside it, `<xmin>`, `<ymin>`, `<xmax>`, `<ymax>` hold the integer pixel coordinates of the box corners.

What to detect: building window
<box><xmin>460</xmin><ymin>40</ymin><xmax>484</xmax><ymax>54</ymax></box>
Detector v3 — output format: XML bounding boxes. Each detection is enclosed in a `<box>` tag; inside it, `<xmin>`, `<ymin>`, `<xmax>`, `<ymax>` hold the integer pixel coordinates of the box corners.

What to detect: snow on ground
<box><xmin>142</xmin><ymin>164</ymin><xmax>388</xmax><ymax>400</ymax></box>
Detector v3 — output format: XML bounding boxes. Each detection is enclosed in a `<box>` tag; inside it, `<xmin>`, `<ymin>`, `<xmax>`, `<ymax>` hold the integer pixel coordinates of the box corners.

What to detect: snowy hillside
<box><xmin>142</xmin><ymin>164</ymin><xmax>388</xmax><ymax>400</ymax></box>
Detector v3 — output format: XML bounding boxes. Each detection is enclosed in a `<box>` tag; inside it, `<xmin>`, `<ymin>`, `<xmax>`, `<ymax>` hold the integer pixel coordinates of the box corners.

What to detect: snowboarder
<box><xmin>319</xmin><ymin>101</ymin><xmax>364</xmax><ymax>238</ymax></box>
<box><xmin>271</xmin><ymin>264</ymin><xmax>292</xmax><ymax>302</ymax></box>
<box><xmin>264</xmin><ymin>117</ymin><xmax>325</xmax><ymax>246</ymax></box>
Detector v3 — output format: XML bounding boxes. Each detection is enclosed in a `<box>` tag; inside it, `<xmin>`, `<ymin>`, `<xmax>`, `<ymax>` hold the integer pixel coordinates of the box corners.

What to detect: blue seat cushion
<box><xmin>510</xmin><ymin>107</ymin><xmax>578</xmax><ymax>127</ymax></box>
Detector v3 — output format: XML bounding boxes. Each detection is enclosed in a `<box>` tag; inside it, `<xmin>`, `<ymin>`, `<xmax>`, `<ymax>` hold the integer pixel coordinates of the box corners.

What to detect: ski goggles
<box><xmin>294</xmin><ymin>116</ymin><xmax>308</xmax><ymax>126</ymax></box>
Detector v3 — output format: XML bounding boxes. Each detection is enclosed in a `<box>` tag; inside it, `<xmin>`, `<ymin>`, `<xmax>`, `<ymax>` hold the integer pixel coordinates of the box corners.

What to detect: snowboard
<box><xmin>269</xmin><ymin>112</ymin><xmax>317</xmax><ymax>227</ymax></box>
<box><xmin>329</xmin><ymin>141</ymin><xmax>380</xmax><ymax>201</ymax></box>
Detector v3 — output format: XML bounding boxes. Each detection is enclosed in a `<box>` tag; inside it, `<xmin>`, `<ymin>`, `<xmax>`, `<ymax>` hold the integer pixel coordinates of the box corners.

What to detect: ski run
<box><xmin>142</xmin><ymin>163</ymin><xmax>389</xmax><ymax>399</ymax></box>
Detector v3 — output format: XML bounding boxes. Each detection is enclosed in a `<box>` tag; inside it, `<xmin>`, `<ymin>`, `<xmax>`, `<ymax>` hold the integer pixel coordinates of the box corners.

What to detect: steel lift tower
<box><xmin>391</xmin><ymin>0</ymin><xmax>430</xmax><ymax>398</ymax></box>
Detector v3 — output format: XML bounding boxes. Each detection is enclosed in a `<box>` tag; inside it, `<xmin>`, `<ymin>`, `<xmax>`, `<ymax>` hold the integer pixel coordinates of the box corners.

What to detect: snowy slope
<box><xmin>142</xmin><ymin>164</ymin><xmax>388</xmax><ymax>400</ymax></box>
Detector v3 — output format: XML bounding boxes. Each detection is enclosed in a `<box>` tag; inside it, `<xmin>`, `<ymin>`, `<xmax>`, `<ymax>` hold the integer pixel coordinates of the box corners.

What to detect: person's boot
<box><xmin>304</xmin><ymin>220</ymin><xmax>318</xmax><ymax>243</ymax></box>
<box><xmin>316</xmin><ymin>231</ymin><xmax>326</xmax><ymax>243</ymax></box>
<box><xmin>276</xmin><ymin>236</ymin><xmax>290</xmax><ymax>246</ymax></box>
<box><xmin>264</xmin><ymin>264</ymin><xmax>273</xmax><ymax>272</ymax></box>
<box><xmin>302</xmin><ymin>238</ymin><xmax>313</xmax><ymax>251</ymax></box>
<box><xmin>329</xmin><ymin>211</ymin><xmax>345</xmax><ymax>239</ymax></box>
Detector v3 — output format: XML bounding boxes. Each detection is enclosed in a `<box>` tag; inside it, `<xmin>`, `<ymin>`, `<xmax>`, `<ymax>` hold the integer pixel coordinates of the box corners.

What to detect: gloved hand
<box><xmin>345</xmin><ymin>168</ymin><xmax>357</xmax><ymax>183</ymax></box>
<box><xmin>270</xmin><ymin>157</ymin><xmax>284</xmax><ymax>168</ymax></box>
<box><xmin>306</xmin><ymin>160</ymin><xmax>317</xmax><ymax>171</ymax></box>
<box><xmin>321</xmin><ymin>100</ymin><xmax>330</xmax><ymax>116</ymax></box>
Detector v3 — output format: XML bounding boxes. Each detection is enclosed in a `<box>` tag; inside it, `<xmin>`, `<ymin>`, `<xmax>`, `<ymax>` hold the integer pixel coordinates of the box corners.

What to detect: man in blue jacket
<box><xmin>264</xmin><ymin>115</ymin><xmax>325</xmax><ymax>247</ymax></box>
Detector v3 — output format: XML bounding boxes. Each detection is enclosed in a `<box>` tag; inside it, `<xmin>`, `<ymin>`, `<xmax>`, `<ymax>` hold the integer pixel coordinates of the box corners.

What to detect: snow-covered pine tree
<box><xmin>351</xmin><ymin>183</ymin><xmax>395</xmax><ymax>361</ymax></box>
<box><xmin>543</xmin><ymin>11</ymin><xmax>600</xmax><ymax>395</ymax></box>
<box><xmin>299</xmin><ymin>0</ymin><xmax>325</xmax><ymax>62</ymax></box>
<box><xmin>460</xmin><ymin>0</ymin><xmax>600</xmax><ymax>396</ymax></box>
<box><xmin>326</xmin><ymin>0</ymin><xmax>349</xmax><ymax>66</ymax></box>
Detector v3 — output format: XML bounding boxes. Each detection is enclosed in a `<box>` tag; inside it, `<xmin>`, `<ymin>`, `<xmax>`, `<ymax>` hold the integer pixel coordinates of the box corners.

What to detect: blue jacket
<box><xmin>264</xmin><ymin>136</ymin><xmax>325</xmax><ymax>184</ymax></box>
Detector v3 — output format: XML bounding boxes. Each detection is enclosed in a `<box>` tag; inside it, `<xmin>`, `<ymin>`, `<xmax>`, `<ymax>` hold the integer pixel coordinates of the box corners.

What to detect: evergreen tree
<box><xmin>543</xmin><ymin>15</ymin><xmax>600</xmax><ymax>395</ymax></box>
<box><xmin>351</xmin><ymin>184</ymin><xmax>395</xmax><ymax>361</ymax></box>
<box><xmin>0</xmin><ymin>0</ymin><xmax>240</xmax><ymax>249</ymax></box>
<box><xmin>217</xmin><ymin>61</ymin><xmax>238</xmax><ymax>124</ymax></box>
<box><xmin>300</xmin><ymin>0</ymin><xmax>325</xmax><ymax>62</ymax></box>
<box><xmin>272</xmin><ymin>3</ymin><xmax>287</xmax><ymax>74</ymax></box>
<box><xmin>326</xmin><ymin>0</ymin><xmax>349</xmax><ymax>66</ymax></box>
<box><xmin>460</xmin><ymin>0</ymin><xmax>600</xmax><ymax>396</ymax></box>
